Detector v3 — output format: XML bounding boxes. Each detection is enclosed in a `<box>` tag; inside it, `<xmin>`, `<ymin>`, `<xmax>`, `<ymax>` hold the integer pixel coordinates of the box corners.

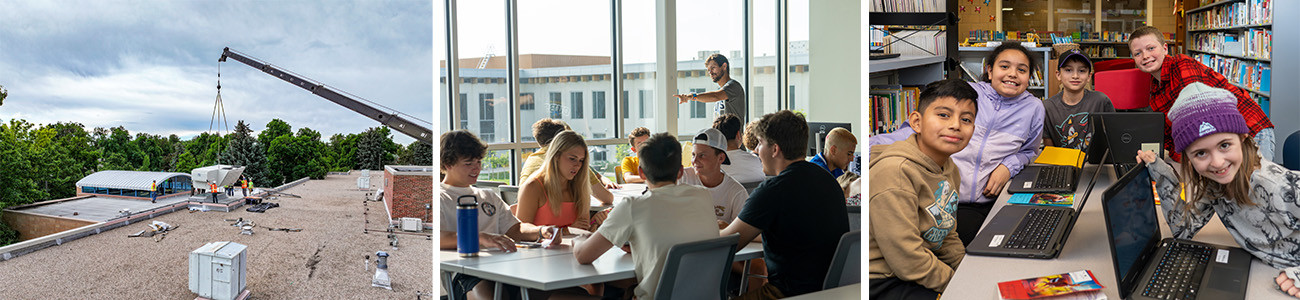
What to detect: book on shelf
<box><xmin>869</xmin><ymin>0</ymin><xmax>945</xmax><ymax>13</ymax></box>
<box><xmin>1188</xmin><ymin>0</ymin><xmax>1271</xmax><ymax>30</ymax></box>
<box><xmin>868</xmin><ymin>85</ymin><xmax>921</xmax><ymax>136</ymax></box>
<box><xmin>1190</xmin><ymin>29</ymin><xmax>1271</xmax><ymax>60</ymax></box>
<box><xmin>877</xmin><ymin>29</ymin><xmax>947</xmax><ymax>56</ymax></box>
<box><xmin>997</xmin><ymin>270</ymin><xmax>1106</xmax><ymax>300</ymax></box>
<box><xmin>1191</xmin><ymin>54</ymin><xmax>1270</xmax><ymax>93</ymax></box>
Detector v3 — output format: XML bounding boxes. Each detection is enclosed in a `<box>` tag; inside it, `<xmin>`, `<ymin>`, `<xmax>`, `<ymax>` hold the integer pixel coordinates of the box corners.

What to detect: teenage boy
<box><xmin>574</xmin><ymin>133</ymin><xmax>719</xmax><ymax>300</ymax></box>
<box><xmin>620</xmin><ymin>127</ymin><xmax>651</xmax><ymax>183</ymax></box>
<box><xmin>869</xmin><ymin>79</ymin><xmax>978</xmax><ymax>299</ymax></box>
<box><xmin>714</xmin><ymin>114</ymin><xmax>767</xmax><ymax>183</ymax></box>
<box><xmin>439</xmin><ymin>130</ymin><xmax>563</xmax><ymax>300</ymax></box>
<box><xmin>1043</xmin><ymin>49</ymin><xmax>1115</xmax><ymax>149</ymax></box>
<box><xmin>721</xmin><ymin>110</ymin><xmax>850</xmax><ymax>299</ymax></box>
<box><xmin>519</xmin><ymin>118</ymin><xmax>616</xmax><ymax>204</ymax></box>
<box><xmin>1128</xmin><ymin>26</ymin><xmax>1275</xmax><ymax>161</ymax></box>
<box><xmin>681</xmin><ymin>128</ymin><xmax>749</xmax><ymax>224</ymax></box>
<box><xmin>673</xmin><ymin>54</ymin><xmax>748</xmax><ymax>120</ymax></box>
<box><xmin>809</xmin><ymin>127</ymin><xmax>857</xmax><ymax>177</ymax></box>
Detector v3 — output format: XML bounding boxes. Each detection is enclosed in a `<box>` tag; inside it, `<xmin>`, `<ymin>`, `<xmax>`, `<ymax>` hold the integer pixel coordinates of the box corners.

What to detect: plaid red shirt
<box><xmin>1150</xmin><ymin>54</ymin><xmax>1273</xmax><ymax>161</ymax></box>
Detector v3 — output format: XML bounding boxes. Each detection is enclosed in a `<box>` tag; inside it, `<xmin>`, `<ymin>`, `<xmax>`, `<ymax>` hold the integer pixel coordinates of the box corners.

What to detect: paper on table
<box><xmin>1034</xmin><ymin>146</ymin><xmax>1086</xmax><ymax>168</ymax></box>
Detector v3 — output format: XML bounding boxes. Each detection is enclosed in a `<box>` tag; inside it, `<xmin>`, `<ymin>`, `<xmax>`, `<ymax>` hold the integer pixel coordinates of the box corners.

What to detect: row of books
<box><xmin>1189</xmin><ymin>29</ymin><xmax>1271</xmax><ymax>60</ymax></box>
<box><xmin>968</xmin><ymin>30</ymin><xmax>1043</xmax><ymax>43</ymax></box>
<box><xmin>868</xmin><ymin>85</ymin><xmax>920</xmax><ymax>135</ymax></box>
<box><xmin>1187</xmin><ymin>0</ymin><xmax>1272</xmax><ymax>30</ymax></box>
<box><xmin>874</xmin><ymin>29</ymin><xmax>948</xmax><ymax>56</ymax></box>
<box><xmin>869</xmin><ymin>0</ymin><xmax>945</xmax><ymax>12</ymax></box>
<box><xmin>1078</xmin><ymin>46</ymin><xmax>1120</xmax><ymax>59</ymax></box>
<box><xmin>1192</xmin><ymin>54</ymin><xmax>1271</xmax><ymax>93</ymax></box>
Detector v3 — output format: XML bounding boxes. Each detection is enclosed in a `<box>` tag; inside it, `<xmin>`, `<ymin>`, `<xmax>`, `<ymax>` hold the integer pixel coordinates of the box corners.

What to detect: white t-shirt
<box><xmin>722</xmin><ymin>149</ymin><xmax>766</xmax><ymax>184</ymax></box>
<box><xmin>679</xmin><ymin>168</ymin><xmax>750</xmax><ymax>222</ymax></box>
<box><xmin>596</xmin><ymin>184</ymin><xmax>718</xmax><ymax>300</ymax></box>
<box><xmin>439</xmin><ymin>183</ymin><xmax>519</xmax><ymax>235</ymax></box>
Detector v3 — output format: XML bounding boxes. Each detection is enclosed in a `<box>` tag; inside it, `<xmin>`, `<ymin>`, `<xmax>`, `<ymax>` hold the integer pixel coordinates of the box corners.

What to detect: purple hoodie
<box><xmin>869</xmin><ymin>81</ymin><xmax>1044</xmax><ymax>204</ymax></box>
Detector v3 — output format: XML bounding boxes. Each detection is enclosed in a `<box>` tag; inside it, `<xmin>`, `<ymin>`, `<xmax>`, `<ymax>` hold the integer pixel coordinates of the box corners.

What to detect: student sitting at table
<box><xmin>721</xmin><ymin>110</ymin><xmax>850</xmax><ymax>299</ymax></box>
<box><xmin>574</xmin><ymin>132</ymin><xmax>720</xmax><ymax>300</ymax></box>
<box><xmin>809</xmin><ymin>127</ymin><xmax>857</xmax><ymax>178</ymax></box>
<box><xmin>518</xmin><ymin>130</ymin><xmax>596</xmax><ymax>235</ymax></box>
<box><xmin>438</xmin><ymin>130</ymin><xmax>575</xmax><ymax>300</ymax></box>
<box><xmin>620</xmin><ymin>127</ymin><xmax>651</xmax><ymax>184</ymax></box>
<box><xmin>868</xmin><ymin>79</ymin><xmax>977</xmax><ymax>299</ymax></box>
<box><xmin>683</xmin><ymin>127</ymin><xmax>771</xmax><ymax>293</ymax></box>
<box><xmin>713</xmin><ymin>113</ymin><xmax>767</xmax><ymax>184</ymax></box>
<box><xmin>521</xmin><ymin>118</ymin><xmax>617</xmax><ymax>205</ymax></box>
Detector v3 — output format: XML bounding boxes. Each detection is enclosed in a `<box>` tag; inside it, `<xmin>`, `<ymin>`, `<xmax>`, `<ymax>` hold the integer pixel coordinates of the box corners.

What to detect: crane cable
<box><xmin>210</xmin><ymin>62</ymin><xmax>231</xmax><ymax>164</ymax></box>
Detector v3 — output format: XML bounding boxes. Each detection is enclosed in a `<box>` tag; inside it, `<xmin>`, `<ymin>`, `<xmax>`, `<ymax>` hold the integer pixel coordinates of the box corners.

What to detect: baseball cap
<box><xmin>693</xmin><ymin>128</ymin><xmax>732</xmax><ymax>165</ymax></box>
<box><xmin>1058</xmin><ymin>49</ymin><xmax>1093</xmax><ymax>70</ymax></box>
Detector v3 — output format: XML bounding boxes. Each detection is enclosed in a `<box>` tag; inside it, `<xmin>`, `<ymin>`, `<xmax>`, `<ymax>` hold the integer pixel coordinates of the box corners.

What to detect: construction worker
<box><xmin>209</xmin><ymin>181</ymin><xmax>219</xmax><ymax>203</ymax></box>
<box><xmin>241</xmin><ymin>178</ymin><xmax>249</xmax><ymax>197</ymax></box>
<box><xmin>150</xmin><ymin>180</ymin><xmax>157</xmax><ymax>203</ymax></box>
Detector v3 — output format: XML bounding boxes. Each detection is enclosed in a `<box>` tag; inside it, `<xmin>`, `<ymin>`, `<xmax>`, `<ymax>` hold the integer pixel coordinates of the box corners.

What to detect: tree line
<box><xmin>0</xmin><ymin>117</ymin><xmax>431</xmax><ymax>244</ymax></box>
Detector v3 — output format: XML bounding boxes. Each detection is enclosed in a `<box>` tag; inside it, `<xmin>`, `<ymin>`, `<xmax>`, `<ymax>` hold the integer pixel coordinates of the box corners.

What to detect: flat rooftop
<box><xmin>13</xmin><ymin>194</ymin><xmax>191</xmax><ymax>222</ymax></box>
<box><xmin>0</xmin><ymin>172</ymin><xmax>432</xmax><ymax>298</ymax></box>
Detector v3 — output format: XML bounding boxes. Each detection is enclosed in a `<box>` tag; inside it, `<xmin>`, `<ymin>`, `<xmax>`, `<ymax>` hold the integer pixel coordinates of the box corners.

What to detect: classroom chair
<box><xmin>1285</xmin><ymin>130</ymin><xmax>1300</xmax><ymax>170</ymax></box>
<box><xmin>823</xmin><ymin>230</ymin><xmax>862</xmax><ymax>290</ymax></box>
<box><xmin>498</xmin><ymin>185</ymin><xmax>520</xmax><ymax>206</ymax></box>
<box><xmin>655</xmin><ymin>234</ymin><xmax>740</xmax><ymax>300</ymax></box>
<box><xmin>614</xmin><ymin>165</ymin><xmax>626</xmax><ymax>184</ymax></box>
<box><xmin>1094</xmin><ymin>68</ymin><xmax>1153</xmax><ymax>110</ymax></box>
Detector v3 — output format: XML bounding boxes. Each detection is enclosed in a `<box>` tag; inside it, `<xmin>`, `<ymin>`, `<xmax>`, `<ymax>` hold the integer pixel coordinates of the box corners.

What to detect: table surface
<box><xmin>591</xmin><ymin>183</ymin><xmax>647</xmax><ymax>211</ymax></box>
<box><xmin>942</xmin><ymin>164</ymin><xmax>1292</xmax><ymax>299</ymax></box>
<box><xmin>784</xmin><ymin>283</ymin><xmax>861</xmax><ymax>300</ymax></box>
<box><xmin>441</xmin><ymin>239</ymin><xmax>763</xmax><ymax>291</ymax></box>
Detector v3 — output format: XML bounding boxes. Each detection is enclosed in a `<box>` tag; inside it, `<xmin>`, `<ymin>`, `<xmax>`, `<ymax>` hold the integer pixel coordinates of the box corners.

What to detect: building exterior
<box><xmin>382</xmin><ymin>165</ymin><xmax>433</xmax><ymax>224</ymax></box>
<box><xmin>75</xmin><ymin>170</ymin><xmax>192</xmax><ymax>200</ymax></box>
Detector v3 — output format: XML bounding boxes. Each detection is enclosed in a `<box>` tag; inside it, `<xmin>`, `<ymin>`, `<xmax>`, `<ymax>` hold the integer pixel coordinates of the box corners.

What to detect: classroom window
<box><xmin>480</xmin><ymin>93</ymin><xmax>496</xmax><ymax>141</ymax></box>
<box><xmin>788</xmin><ymin>85</ymin><xmax>796</xmax><ymax>111</ymax></box>
<box><xmin>689</xmin><ymin>88</ymin><xmax>707</xmax><ymax>118</ymax></box>
<box><xmin>639</xmin><ymin>90</ymin><xmax>651</xmax><ymax>119</ymax></box>
<box><xmin>459</xmin><ymin>93</ymin><xmax>469</xmax><ymax>129</ymax></box>
<box><xmin>520</xmin><ymin>92</ymin><xmax>535</xmax><ymax>110</ymax></box>
<box><xmin>549</xmin><ymin>92</ymin><xmax>562</xmax><ymax>119</ymax></box>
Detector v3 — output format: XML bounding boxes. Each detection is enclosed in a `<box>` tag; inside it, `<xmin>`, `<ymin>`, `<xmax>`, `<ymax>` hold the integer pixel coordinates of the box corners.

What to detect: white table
<box><xmin>942</xmin><ymin>164</ymin><xmax>1293</xmax><ymax>299</ymax></box>
<box><xmin>440</xmin><ymin>240</ymin><xmax>763</xmax><ymax>300</ymax></box>
<box><xmin>785</xmin><ymin>283</ymin><xmax>861</xmax><ymax>299</ymax></box>
<box><xmin>590</xmin><ymin>183</ymin><xmax>646</xmax><ymax>212</ymax></box>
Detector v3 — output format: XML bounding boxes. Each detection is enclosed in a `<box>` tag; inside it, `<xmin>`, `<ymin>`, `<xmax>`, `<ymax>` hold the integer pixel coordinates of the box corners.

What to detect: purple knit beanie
<box><xmin>1168</xmin><ymin>82</ymin><xmax>1249</xmax><ymax>153</ymax></box>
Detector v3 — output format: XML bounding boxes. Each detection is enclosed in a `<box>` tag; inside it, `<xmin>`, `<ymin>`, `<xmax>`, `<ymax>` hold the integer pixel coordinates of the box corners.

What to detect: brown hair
<box><xmin>638</xmin><ymin>133</ymin><xmax>683</xmax><ymax>183</ymax></box>
<box><xmin>742</xmin><ymin>119</ymin><xmax>761</xmax><ymax>151</ymax></box>
<box><xmin>712</xmin><ymin>113</ymin><xmax>743</xmax><ymax>141</ymax></box>
<box><xmin>754</xmin><ymin>110</ymin><xmax>809</xmax><ymax>160</ymax></box>
<box><xmin>532</xmin><ymin>118</ymin><xmax>569</xmax><ymax>147</ymax></box>
<box><xmin>1178</xmin><ymin>134</ymin><xmax>1260</xmax><ymax>211</ymax></box>
<box><xmin>439</xmin><ymin>130</ymin><xmax>486</xmax><ymax>171</ymax></box>
<box><xmin>1129</xmin><ymin>26</ymin><xmax>1166</xmax><ymax>45</ymax></box>
<box><xmin>627</xmin><ymin>127</ymin><xmax>650</xmax><ymax>147</ymax></box>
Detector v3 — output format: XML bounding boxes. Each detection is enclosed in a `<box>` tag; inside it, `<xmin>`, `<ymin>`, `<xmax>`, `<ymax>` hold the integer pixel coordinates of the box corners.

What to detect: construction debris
<box><xmin>246</xmin><ymin>202</ymin><xmax>279</xmax><ymax>213</ymax></box>
<box><xmin>265</xmin><ymin>227</ymin><xmax>302</xmax><ymax>232</ymax></box>
<box><xmin>127</xmin><ymin>221</ymin><xmax>179</xmax><ymax>242</ymax></box>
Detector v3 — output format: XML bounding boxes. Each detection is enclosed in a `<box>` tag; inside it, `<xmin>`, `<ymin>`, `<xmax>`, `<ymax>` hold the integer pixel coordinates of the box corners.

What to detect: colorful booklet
<box><xmin>997</xmin><ymin>270</ymin><xmax>1106</xmax><ymax>300</ymax></box>
<box><xmin>1007</xmin><ymin>193</ymin><xmax>1074</xmax><ymax>207</ymax></box>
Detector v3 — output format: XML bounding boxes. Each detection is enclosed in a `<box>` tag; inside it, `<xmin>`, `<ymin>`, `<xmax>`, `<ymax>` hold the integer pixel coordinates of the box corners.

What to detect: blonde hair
<box><xmin>539</xmin><ymin>131</ymin><xmax>592</xmax><ymax>216</ymax></box>
<box><xmin>1178</xmin><ymin>133</ymin><xmax>1260</xmax><ymax>211</ymax></box>
<box><xmin>825</xmin><ymin>127</ymin><xmax>857</xmax><ymax>154</ymax></box>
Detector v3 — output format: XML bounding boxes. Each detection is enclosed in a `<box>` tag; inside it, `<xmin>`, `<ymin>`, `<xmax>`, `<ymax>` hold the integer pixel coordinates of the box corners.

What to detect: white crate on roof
<box><xmin>189</xmin><ymin>241</ymin><xmax>248</xmax><ymax>300</ymax></box>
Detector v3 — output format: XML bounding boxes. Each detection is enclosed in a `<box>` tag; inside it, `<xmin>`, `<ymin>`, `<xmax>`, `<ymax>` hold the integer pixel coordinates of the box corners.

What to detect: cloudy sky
<box><xmin>0</xmin><ymin>1</ymin><xmax>433</xmax><ymax>145</ymax></box>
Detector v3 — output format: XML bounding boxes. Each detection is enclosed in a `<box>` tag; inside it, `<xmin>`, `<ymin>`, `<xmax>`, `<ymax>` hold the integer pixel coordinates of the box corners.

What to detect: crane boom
<box><xmin>219</xmin><ymin>47</ymin><xmax>432</xmax><ymax>145</ymax></box>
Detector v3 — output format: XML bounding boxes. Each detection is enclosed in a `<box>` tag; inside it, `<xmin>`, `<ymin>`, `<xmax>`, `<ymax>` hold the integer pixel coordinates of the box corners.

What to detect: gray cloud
<box><xmin>0</xmin><ymin>0</ymin><xmax>433</xmax><ymax>144</ymax></box>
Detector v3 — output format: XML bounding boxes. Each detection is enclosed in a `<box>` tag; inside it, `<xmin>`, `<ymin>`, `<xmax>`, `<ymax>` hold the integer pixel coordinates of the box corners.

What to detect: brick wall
<box><xmin>1</xmin><ymin>211</ymin><xmax>95</xmax><ymax>241</ymax></box>
<box><xmin>384</xmin><ymin>170</ymin><xmax>433</xmax><ymax>223</ymax></box>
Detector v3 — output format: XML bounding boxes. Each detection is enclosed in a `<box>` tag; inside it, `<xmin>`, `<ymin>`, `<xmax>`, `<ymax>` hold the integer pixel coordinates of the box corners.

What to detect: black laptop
<box><xmin>1007</xmin><ymin>141</ymin><xmax>1092</xmax><ymax>194</ymax></box>
<box><xmin>1091</xmin><ymin>112</ymin><xmax>1165</xmax><ymax>177</ymax></box>
<box><xmin>966</xmin><ymin>150</ymin><xmax>1106</xmax><ymax>259</ymax></box>
<box><xmin>1101</xmin><ymin>163</ymin><xmax>1250</xmax><ymax>300</ymax></box>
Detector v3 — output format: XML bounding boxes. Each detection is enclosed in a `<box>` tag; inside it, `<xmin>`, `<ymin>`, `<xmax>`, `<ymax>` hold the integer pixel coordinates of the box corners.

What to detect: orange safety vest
<box><xmin>241</xmin><ymin>180</ymin><xmax>248</xmax><ymax>189</ymax></box>
<box><xmin>209</xmin><ymin>183</ymin><xmax>217</xmax><ymax>192</ymax></box>
<box><xmin>151</xmin><ymin>182</ymin><xmax>157</xmax><ymax>191</ymax></box>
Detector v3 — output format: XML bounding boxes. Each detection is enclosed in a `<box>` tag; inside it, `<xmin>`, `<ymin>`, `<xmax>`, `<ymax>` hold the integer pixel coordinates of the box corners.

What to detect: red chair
<box><xmin>1091</xmin><ymin>58</ymin><xmax>1135</xmax><ymax>73</ymax></box>
<box><xmin>1093</xmin><ymin>68</ymin><xmax>1152</xmax><ymax>110</ymax></box>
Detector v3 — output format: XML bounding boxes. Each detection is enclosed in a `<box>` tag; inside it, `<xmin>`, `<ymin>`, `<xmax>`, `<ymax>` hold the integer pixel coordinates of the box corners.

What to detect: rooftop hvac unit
<box><xmin>400</xmin><ymin>217</ymin><xmax>421</xmax><ymax>232</ymax></box>
<box><xmin>190</xmin><ymin>241</ymin><xmax>248</xmax><ymax>300</ymax></box>
<box><xmin>357</xmin><ymin>176</ymin><xmax>371</xmax><ymax>190</ymax></box>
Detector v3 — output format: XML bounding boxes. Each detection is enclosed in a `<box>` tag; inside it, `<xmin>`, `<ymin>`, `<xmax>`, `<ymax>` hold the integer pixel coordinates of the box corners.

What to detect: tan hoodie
<box><xmin>868</xmin><ymin>134</ymin><xmax>965</xmax><ymax>292</ymax></box>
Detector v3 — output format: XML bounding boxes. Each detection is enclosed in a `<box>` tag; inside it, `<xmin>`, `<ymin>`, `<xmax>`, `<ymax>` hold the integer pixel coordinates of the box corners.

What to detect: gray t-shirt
<box><xmin>718</xmin><ymin>79</ymin><xmax>747</xmax><ymax>119</ymax></box>
<box><xmin>1043</xmin><ymin>90</ymin><xmax>1115</xmax><ymax>150</ymax></box>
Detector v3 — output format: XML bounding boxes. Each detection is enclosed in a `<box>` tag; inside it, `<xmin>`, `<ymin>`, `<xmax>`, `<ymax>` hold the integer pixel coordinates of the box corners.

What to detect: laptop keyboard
<box><xmin>1034</xmin><ymin>166</ymin><xmax>1072</xmax><ymax>190</ymax></box>
<box><xmin>1142</xmin><ymin>242</ymin><xmax>1213</xmax><ymax>300</ymax></box>
<box><xmin>1004</xmin><ymin>208</ymin><xmax>1064</xmax><ymax>249</ymax></box>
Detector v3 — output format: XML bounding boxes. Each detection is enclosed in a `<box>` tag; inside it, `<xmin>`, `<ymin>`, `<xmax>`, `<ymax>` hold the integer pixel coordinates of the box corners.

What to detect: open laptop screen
<box><xmin>1103</xmin><ymin>164</ymin><xmax>1161</xmax><ymax>288</ymax></box>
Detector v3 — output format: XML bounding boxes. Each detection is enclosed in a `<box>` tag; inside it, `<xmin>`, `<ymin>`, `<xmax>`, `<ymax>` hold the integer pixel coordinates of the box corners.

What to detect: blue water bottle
<box><xmin>457</xmin><ymin>195</ymin><xmax>479</xmax><ymax>257</ymax></box>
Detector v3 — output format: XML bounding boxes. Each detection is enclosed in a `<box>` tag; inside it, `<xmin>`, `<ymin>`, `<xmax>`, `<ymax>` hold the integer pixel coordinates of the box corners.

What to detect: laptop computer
<box><xmin>965</xmin><ymin>150</ymin><xmax>1106</xmax><ymax>259</ymax></box>
<box><xmin>1101</xmin><ymin>163</ymin><xmax>1251</xmax><ymax>300</ymax></box>
<box><xmin>1091</xmin><ymin>112</ymin><xmax>1165</xmax><ymax>177</ymax></box>
<box><xmin>1007</xmin><ymin>142</ymin><xmax>1091</xmax><ymax>194</ymax></box>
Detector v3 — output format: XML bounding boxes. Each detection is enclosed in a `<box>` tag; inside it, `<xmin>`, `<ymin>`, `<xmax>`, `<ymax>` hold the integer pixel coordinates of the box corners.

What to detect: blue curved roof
<box><xmin>75</xmin><ymin>171</ymin><xmax>190</xmax><ymax>190</ymax></box>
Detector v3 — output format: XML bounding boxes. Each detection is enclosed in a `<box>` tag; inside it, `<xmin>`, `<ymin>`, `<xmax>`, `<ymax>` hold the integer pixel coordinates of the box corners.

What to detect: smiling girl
<box><xmin>1135</xmin><ymin>83</ymin><xmax>1300</xmax><ymax>297</ymax></box>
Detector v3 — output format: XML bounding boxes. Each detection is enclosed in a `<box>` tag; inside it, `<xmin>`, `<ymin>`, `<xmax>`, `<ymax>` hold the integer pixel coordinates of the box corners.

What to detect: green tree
<box><xmin>258</xmin><ymin>119</ymin><xmax>292</xmax><ymax>152</ymax></box>
<box><xmin>327</xmin><ymin>133</ymin><xmax>359</xmax><ymax>172</ymax></box>
<box><xmin>355</xmin><ymin>126</ymin><xmax>397</xmax><ymax>170</ymax></box>
<box><xmin>265</xmin><ymin>126</ymin><xmax>329</xmax><ymax>185</ymax></box>
<box><xmin>0</xmin><ymin>84</ymin><xmax>7</xmax><ymax>107</ymax></box>
<box><xmin>398</xmin><ymin>140</ymin><xmax>433</xmax><ymax>166</ymax></box>
<box><xmin>221</xmin><ymin>120</ymin><xmax>268</xmax><ymax>185</ymax></box>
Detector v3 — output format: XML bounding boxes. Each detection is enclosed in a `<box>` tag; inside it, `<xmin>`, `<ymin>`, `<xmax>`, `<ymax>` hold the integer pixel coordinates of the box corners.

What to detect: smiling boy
<box><xmin>1043</xmin><ymin>48</ymin><xmax>1114</xmax><ymax>149</ymax></box>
